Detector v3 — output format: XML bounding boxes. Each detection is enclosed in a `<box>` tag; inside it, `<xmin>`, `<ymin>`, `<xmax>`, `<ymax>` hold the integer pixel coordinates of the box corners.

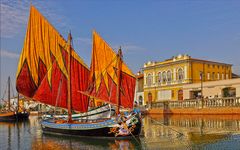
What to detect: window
<box><xmin>157</xmin><ymin>72</ymin><xmax>161</xmax><ymax>83</ymax></box>
<box><xmin>199</xmin><ymin>72</ymin><xmax>203</xmax><ymax>80</ymax></box>
<box><xmin>138</xmin><ymin>96</ymin><xmax>143</xmax><ymax>105</ymax></box>
<box><xmin>177</xmin><ymin>68</ymin><xmax>184</xmax><ymax>81</ymax></box>
<box><xmin>207</xmin><ymin>72</ymin><xmax>210</xmax><ymax>80</ymax></box>
<box><xmin>146</xmin><ymin>74</ymin><xmax>152</xmax><ymax>86</ymax></box>
<box><xmin>158</xmin><ymin>90</ymin><xmax>172</xmax><ymax>100</ymax></box>
<box><xmin>213</xmin><ymin>65</ymin><xmax>215</xmax><ymax>68</ymax></box>
<box><xmin>162</xmin><ymin>71</ymin><xmax>167</xmax><ymax>83</ymax></box>
<box><xmin>212</xmin><ymin>72</ymin><xmax>215</xmax><ymax>80</ymax></box>
<box><xmin>167</xmin><ymin>70</ymin><xmax>172</xmax><ymax>82</ymax></box>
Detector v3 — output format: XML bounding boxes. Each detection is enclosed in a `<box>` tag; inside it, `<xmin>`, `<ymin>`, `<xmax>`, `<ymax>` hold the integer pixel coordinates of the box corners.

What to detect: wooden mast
<box><xmin>17</xmin><ymin>93</ymin><xmax>19</xmax><ymax>113</ymax></box>
<box><xmin>116</xmin><ymin>47</ymin><xmax>123</xmax><ymax>115</ymax></box>
<box><xmin>8</xmin><ymin>76</ymin><xmax>10</xmax><ymax>111</ymax></box>
<box><xmin>67</xmin><ymin>32</ymin><xmax>72</xmax><ymax>122</ymax></box>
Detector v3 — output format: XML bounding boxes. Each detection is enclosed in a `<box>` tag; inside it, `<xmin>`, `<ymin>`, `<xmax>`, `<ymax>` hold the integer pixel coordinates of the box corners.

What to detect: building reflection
<box><xmin>143</xmin><ymin>114</ymin><xmax>240</xmax><ymax>148</ymax></box>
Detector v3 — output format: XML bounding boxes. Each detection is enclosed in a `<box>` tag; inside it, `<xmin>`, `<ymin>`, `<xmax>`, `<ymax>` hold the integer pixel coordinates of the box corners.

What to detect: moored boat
<box><xmin>0</xmin><ymin>111</ymin><xmax>29</xmax><ymax>122</ymax></box>
<box><xmin>16</xmin><ymin>5</ymin><xmax>141</xmax><ymax>138</ymax></box>
<box><xmin>0</xmin><ymin>77</ymin><xmax>29</xmax><ymax>122</ymax></box>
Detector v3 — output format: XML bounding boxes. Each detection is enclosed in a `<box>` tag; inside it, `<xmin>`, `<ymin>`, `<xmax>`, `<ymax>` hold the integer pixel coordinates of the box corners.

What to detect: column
<box><xmin>184</xmin><ymin>65</ymin><xmax>188</xmax><ymax>81</ymax></box>
<box><xmin>173</xmin><ymin>68</ymin><xmax>176</xmax><ymax>83</ymax></box>
<box><xmin>144</xmin><ymin>73</ymin><xmax>147</xmax><ymax>86</ymax></box>
<box><xmin>152</xmin><ymin>72</ymin><xmax>156</xmax><ymax>85</ymax></box>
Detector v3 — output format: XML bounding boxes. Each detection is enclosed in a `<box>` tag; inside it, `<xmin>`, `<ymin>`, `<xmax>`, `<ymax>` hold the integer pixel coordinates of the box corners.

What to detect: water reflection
<box><xmin>0</xmin><ymin>115</ymin><xmax>240</xmax><ymax>149</ymax></box>
<box><xmin>143</xmin><ymin>114</ymin><xmax>240</xmax><ymax>149</ymax></box>
<box><xmin>32</xmin><ymin>134</ymin><xmax>142</xmax><ymax>150</ymax></box>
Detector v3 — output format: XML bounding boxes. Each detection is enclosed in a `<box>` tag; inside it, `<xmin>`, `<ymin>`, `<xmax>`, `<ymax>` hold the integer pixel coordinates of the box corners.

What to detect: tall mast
<box><xmin>67</xmin><ymin>32</ymin><xmax>72</xmax><ymax>122</ymax></box>
<box><xmin>116</xmin><ymin>48</ymin><xmax>122</xmax><ymax>115</ymax></box>
<box><xmin>8</xmin><ymin>76</ymin><xmax>10</xmax><ymax>111</ymax></box>
<box><xmin>17</xmin><ymin>93</ymin><xmax>19</xmax><ymax>113</ymax></box>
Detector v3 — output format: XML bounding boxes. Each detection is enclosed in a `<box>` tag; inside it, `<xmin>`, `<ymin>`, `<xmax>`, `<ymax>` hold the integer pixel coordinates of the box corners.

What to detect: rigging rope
<box><xmin>53</xmin><ymin>74</ymin><xmax>63</xmax><ymax>119</ymax></box>
<box><xmin>149</xmin><ymin>117</ymin><xmax>192</xmax><ymax>148</ymax></box>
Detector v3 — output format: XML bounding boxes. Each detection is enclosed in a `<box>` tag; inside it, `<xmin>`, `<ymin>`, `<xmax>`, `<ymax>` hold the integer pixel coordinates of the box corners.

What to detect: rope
<box><xmin>53</xmin><ymin>75</ymin><xmax>63</xmax><ymax>119</ymax></box>
<box><xmin>10</xmin><ymin>79</ymin><xmax>15</xmax><ymax>98</ymax></box>
<box><xmin>150</xmin><ymin>117</ymin><xmax>184</xmax><ymax>136</ymax></box>
<box><xmin>116</xmin><ymin>113</ymin><xmax>141</xmax><ymax>145</ymax></box>
<box><xmin>149</xmin><ymin>117</ymin><xmax>193</xmax><ymax>148</ymax></box>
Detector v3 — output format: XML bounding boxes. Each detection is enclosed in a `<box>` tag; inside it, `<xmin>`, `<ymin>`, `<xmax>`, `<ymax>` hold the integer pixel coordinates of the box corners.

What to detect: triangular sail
<box><xmin>16</xmin><ymin>5</ymin><xmax>89</xmax><ymax>112</ymax></box>
<box><xmin>88</xmin><ymin>31</ymin><xmax>136</xmax><ymax>109</ymax></box>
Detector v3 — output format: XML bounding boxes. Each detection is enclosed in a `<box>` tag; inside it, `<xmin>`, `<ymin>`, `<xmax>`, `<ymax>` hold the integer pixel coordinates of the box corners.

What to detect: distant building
<box><xmin>183</xmin><ymin>78</ymin><xmax>240</xmax><ymax>99</ymax></box>
<box><xmin>143</xmin><ymin>54</ymin><xmax>232</xmax><ymax>103</ymax></box>
<box><xmin>134</xmin><ymin>72</ymin><xmax>144</xmax><ymax>105</ymax></box>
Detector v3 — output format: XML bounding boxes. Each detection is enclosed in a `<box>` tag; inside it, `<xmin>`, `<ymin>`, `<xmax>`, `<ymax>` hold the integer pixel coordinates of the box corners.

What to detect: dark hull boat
<box><xmin>0</xmin><ymin>76</ymin><xmax>30</xmax><ymax>122</ymax></box>
<box><xmin>42</xmin><ymin>113</ymin><xmax>141</xmax><ymax>138</ymax></box>
<box><xmin>0</xmin><ymin>111</ymin><xmax>29</xmax><ymax>122</ymax></box>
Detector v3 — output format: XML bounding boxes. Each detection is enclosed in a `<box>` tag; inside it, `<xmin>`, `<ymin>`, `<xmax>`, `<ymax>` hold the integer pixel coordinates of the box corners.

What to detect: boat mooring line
<box><xmin>149</xmin><ymin>117</ymin><xmax>194</xmax><ymax>149</ymax></box>
<box><xmin>150</xmin><ymin>117</ymin><xmax>184</xmax><ymax>137</ymax></box>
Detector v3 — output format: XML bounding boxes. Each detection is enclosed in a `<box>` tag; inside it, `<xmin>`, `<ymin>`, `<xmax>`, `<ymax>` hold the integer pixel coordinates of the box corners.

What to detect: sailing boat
<box><xmin>0</xmin><ymin>77</ymin><xmax>29</xmax><ymax>121</ymax></box>
<box><xmin>16</xmin><ymin>5</ymin><xmax>141</xmax><ymax>137</ymax></box>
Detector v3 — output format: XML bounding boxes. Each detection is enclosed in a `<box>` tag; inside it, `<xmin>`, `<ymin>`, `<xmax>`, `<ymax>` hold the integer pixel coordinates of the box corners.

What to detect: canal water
<box><xmin>1</xmin><ymin>115</ymin><xmax>240</xmax><ymax>150</ymax></box>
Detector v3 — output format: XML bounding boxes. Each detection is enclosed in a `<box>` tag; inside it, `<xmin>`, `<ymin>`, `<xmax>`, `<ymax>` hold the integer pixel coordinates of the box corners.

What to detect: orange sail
<box><xmin>16</xmin><ymin>6</ymin><xmax>89</xmax><ymax>112</ymax></box>
<box><xmin>88</xmin><ymin>31</ymin><xmax>136</xmax><ymax>109</ymax></box>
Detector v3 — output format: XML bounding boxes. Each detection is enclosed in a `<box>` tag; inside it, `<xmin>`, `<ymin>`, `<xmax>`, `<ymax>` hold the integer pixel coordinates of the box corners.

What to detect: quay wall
<box><xmin>147</xmin><ymin>107</ymin><xmax>240</xmax><ymax>115</ymax></box>
<box><xmin>146</xmin><ymin>97</ymin><xmax>240</xmax><ymax>115</ymax></box>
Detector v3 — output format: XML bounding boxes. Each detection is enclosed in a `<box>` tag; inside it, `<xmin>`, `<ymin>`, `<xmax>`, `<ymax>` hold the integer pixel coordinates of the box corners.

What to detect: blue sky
<box><xmin>0</xmin><ymin>0</ymin><xmax>240</xmax><ymax>97</ymax></box>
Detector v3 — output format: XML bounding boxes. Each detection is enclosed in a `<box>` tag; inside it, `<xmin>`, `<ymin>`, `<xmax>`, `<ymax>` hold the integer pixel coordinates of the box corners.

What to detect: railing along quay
<box><xmin>151</xmin><ymin>97</ymin><xmax>240</xmax><ymax>109</ymax></box>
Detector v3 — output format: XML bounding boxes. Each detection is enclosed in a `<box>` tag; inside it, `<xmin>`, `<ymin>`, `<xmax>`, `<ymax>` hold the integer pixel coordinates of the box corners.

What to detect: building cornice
<box><xmin>143</xmin><ymin>58</ymin><xmax>232</xmax><ymax>71</ymax></box>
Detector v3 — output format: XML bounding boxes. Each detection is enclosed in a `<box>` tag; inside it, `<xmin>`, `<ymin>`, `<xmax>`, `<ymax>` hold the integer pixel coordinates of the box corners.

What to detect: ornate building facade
<box><xmin>143</xmin><ymin>54</ymin><xmax>232</xmax><ymax>104</ymax></box>
<box><xmin>134</xmin><ymin>72</ymin><xmax>144</xmax><ymax>106</ymax></box>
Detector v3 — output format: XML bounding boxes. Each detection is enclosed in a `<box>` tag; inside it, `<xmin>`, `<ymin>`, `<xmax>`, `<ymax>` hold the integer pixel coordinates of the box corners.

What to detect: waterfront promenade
<box><xmin>146</xmin><ymin>97</ymin><xmax>240</xmax><ymax>115</ymax></box>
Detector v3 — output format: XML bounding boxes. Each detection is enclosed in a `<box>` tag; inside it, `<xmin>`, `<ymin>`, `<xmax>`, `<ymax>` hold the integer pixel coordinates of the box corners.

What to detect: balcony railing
<box><xmin>151</xmin><ymin>97</ymin><xmax>240</xmax><ymax>109</ymax></box>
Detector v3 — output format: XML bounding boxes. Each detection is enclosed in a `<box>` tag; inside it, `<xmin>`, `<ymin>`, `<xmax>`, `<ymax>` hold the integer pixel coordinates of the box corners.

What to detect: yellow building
<box><xmin>143</xmin><ymin>54</ymin><xmax>232</xmax><ymax>104</ymax></box>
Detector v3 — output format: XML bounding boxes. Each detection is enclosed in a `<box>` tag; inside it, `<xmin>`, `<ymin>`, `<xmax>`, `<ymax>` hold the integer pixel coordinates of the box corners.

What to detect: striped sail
<box><xmin>16</xmin><ymin>6</ymin><xmax>89</xmax><ymax>112</ymax></box>
<box><xmin>88</xmin><ymin>31</ymin><xmax>136</xmax><ymax>109</ymax></box>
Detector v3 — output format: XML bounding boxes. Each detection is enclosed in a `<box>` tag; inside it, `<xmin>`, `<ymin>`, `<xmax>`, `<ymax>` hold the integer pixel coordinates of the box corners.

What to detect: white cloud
<box><xmin>0</xmin><ymin>0</ymin><xmax>66</xmax><ymax>38</ymax></box>
<box><xmin>74</xmin><ymin>37</ymin><xmax>92</xmax><ymax>46</ymax></box>
<box><xmin>0</xmin><ymin>1</ymin><xmax>29</xmax><ymax>38</ymax></box>
<box><xmin>0</xmin><ymin>50</ymin><xmax>19</xmax><ymax>59</ymax></box>
<box><xmin>112</xmin><ymin>44</ymin><xmax>146</xmax><ymax>54</ymax></box>
<box><xmin>233</xmin><ymin>66</ymin><xmax>240</xmax><ymax>75</ymax></box>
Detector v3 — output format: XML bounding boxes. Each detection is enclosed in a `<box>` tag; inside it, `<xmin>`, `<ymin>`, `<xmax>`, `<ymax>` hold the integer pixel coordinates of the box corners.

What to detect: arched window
<box><xmin>177</xmin><ymin>68</ymin><xmax>184</xmax><ymax>81</ymax></box>
<box><xmin>162</xmin><ymin>71</ymin><xmax>167</xmax><ymax>83</ymax></box>
<box><xmin>139</xmin><ymin>96</ymin><xmax>143</xmax><ymax>105</ymax></box>
<box><xmin>157</xmin><ymin>72</ymin><xmax>162</xmax><ymax>83</ymax></box>
<box><xmin>146</xmin><ymin>73</ymin><xmax>152</xmax><ymax>86</ymax></box>
<box><xmin>148</xmin><ymin>92</ymin><xmax>152</xmax><ymax>104</ymax></box>
<box><xmin>167</xmin><ymin>70</ymin><xmax>172</xmax><ymax>82</ymax></box>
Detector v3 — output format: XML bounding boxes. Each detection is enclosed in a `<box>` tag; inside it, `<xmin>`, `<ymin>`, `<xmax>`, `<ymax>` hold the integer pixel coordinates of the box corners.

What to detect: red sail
<box><xmin>88</xmin><ymin>31</ymin><xmax>136</xmax><ymax>109</ymax></box>
<box><xmin>16</xmin><ymin>6</ymin><xmax>89</xmax><ymax>112</ymax></box>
